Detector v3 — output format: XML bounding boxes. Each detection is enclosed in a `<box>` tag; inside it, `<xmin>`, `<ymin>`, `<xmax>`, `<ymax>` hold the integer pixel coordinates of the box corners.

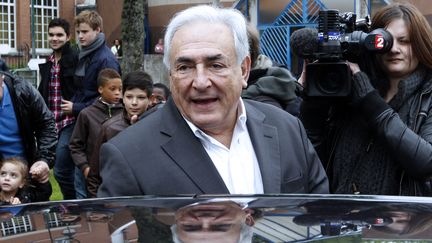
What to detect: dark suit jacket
<box><xmin>97</xmin><ymin>98</ymin><xmax>328</xmax><ymax>197</ymax></box>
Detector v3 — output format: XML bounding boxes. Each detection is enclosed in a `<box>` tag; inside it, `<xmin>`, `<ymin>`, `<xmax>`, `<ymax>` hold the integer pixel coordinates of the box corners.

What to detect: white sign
<box><xmin>0</xmin><ymin>44</ymin><xmax>10</xmax><ymax>55</ymax></box>
<box><xmin>27</xmin><ymin>58</ymin><xmax>46</xmax><ymax>70</ymax></box>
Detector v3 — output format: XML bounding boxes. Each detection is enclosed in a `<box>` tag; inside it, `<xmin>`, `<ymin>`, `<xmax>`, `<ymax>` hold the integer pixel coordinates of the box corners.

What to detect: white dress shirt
<box><xmin>184</xmin><ymin>99</ymin><xmax>264</xmax><ymax>194</ymax></box>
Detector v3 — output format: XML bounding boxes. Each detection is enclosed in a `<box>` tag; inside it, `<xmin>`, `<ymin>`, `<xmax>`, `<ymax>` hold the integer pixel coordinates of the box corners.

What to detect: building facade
<box><xmin>1</xmin><ymin>0</ymin><xmax>431</xmax><ymax>69</ymax></box>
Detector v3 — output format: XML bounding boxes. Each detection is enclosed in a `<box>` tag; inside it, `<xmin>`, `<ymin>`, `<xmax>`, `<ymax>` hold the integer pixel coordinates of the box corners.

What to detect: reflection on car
<box><xmin>0</xmin><ymin>195</ymin><xmax>431</xmax><ymax>242</ymax></box>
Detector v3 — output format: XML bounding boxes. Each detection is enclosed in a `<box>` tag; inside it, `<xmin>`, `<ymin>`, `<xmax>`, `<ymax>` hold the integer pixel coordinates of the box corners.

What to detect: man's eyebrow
<box><xmin>206</xmin><ymin>54</ymin><xmax>224</xmax><ymax>62</ymax></box>
<box><xmin>175</xmin><ymin>56</ymin><xmax>194</xmax><ymax>64</ymax></box>
<box><xmin>175</xmin><ymin>54</ymin><xmax>225</xmax><ymax>64</ymax></box>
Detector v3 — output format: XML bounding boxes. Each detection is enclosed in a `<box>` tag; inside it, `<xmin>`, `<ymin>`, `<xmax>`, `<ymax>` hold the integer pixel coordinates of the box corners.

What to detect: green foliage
<box><xmin>8</xmin><ymin>63</ymin><xmax>27</xmax><ymax>72</ymax></box>
<box><xmin>49</xmin><ymin>169</ymin><xmax>63</xmax><ymax>201</ymax></box>
<box><xmin>69</xmin><ymin>38</ymin><xmax>80</xmax><ymax>51</ymax></box>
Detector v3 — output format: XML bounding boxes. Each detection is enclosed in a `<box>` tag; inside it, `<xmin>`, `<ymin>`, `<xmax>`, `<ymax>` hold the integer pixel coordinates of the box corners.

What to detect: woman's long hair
<box><xmin>365</xmin><ymin>3</ymin><xmax>432</xmax><ymax>93</ymax></box>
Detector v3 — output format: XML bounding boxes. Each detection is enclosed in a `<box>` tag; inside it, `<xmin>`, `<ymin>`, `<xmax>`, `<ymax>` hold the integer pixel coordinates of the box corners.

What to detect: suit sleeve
<box><xmin>97</xmin><ymin>142</ymin><xmax>142</xmax><ymax>197</ymax></box>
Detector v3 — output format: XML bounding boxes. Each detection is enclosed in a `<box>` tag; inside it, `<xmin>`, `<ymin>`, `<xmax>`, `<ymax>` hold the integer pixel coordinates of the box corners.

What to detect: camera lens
<box><xmin>306</xmin><ymin>62</ymin><xmax>351</xmax><ymax>97</ymax></box>
<box><xmin>318</xmin><ymin>71</ymin><xmax>345</xmax><ymax>95</ymax></box>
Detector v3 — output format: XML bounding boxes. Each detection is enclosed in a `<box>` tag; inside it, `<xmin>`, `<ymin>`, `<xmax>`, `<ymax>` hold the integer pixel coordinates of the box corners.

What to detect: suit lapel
<box><xmin>160</xmin><ymin>100</ymin><xmax>229</xmax><ymax>194</ymax></box>
<box><xmin>245</xmin><ymin>102</ymin><xmax>282</xmax><ymax>193</ymax></box>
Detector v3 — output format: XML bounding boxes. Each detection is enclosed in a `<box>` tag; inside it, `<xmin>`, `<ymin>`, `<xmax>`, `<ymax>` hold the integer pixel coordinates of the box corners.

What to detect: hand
<box><xmin>29</xmin><ymin>161</ymin><xmax>49</xmax><ymax>183</ymax></box>
<box><xmin>130</xmin><ymin>114</ymin><xmax>139</xmax><ymax>124</ymax></box>
<box><xmin>347</xmin><ymin>61</ymin><xmax>361</xmax><ymax>74</ymax></box>
<box><xmin>61</xmin><ymin>99</ymin><xmax>74</xmax><ymax>115</ymax></box>
<box><xmin>83</xmin><ymin>167</ymin><xmax>90</xmax><ymax>179</ymax></box>
<box><xmin>10</xmin><ymin>197</ymin><xmax>21</xmax><ymax>205</ymax></box>
<box><xmin>297</xmin><ymin>60</ymin><xmax>308</xmax><ymax>86</ymax></box>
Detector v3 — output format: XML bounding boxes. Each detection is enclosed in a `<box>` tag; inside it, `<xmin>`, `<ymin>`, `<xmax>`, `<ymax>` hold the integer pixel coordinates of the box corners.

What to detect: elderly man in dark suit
<box><xmin>97</xmin><ymin>5</ymin><xmax>328</xmax><ymax>197</ymax></box>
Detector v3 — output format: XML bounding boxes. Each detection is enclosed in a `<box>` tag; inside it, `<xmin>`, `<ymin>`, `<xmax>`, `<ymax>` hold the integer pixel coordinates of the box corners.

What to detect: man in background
<box><xmin>39</xmin><ymin>18</ymin><xmax>79</xmax><ymax>200</ymax></box>
<box><xmin>0</xmin><ymin>72</ymin><xmax>57</xmax><ymax>189</ymax></box>
<box><xmin>72</xmin><ymin>10</ymin><xmax>121</xmax><ymax>198</ymax></box>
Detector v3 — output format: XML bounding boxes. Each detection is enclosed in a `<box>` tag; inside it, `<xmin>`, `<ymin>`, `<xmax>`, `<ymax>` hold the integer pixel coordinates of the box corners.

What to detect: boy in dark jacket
<box><xmin>69</xmin><ymin>69</ymin><xmax>123</xmax><ymax>197</ymax></box>
<box><xmin>73</xmin><ymin>10</ymin><xmax>121</xmax><ymax>115</ymax></box>
<box><xmin>38</xmin><ymin>18</ymin><xmax>79</xmax><ymax>200</ymax></box>
<box><xmin>73</xmin><ymin>10</ymin><xmax>120</xmax><ymax>198</ymax></box>
<box><xmin>91</xmin><ymin>71</ymin><xmax>153</xmax><ymax>197</ymax></box>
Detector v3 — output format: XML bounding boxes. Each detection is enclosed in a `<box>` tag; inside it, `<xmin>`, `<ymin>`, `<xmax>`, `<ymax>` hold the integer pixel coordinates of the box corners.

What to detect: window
<box><xmin>45</xmin><ymin>212</ymin><xmax>69</xmax><ymax>228</ymax></box>
<box><xmin>0</xmin><ymin>0</ymin><xmax>15</xmax><ymax>49</ymax></box>
<box><xmin>32</xmin><ymin>0</ymin><xmax>58</xmax><ymax>49</ymax></box>
<box><xmin>0</xmin><ymin>215</ymin><xmax>33</xmax><ymax>237</ymax></box>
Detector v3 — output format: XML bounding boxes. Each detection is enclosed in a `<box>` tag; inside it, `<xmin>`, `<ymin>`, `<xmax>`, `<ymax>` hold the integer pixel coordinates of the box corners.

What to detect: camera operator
<box><xmin>300</xmin><ymin>2</ymin><xmax>432</xmax><ymax>196</ymax></box>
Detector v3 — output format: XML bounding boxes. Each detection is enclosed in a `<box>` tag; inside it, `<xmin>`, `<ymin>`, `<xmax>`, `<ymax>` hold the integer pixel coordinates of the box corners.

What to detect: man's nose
<box><xmin>192</xmin><ymin>66</ymin><xmax>211</xmax><ymax>89</ymax></box>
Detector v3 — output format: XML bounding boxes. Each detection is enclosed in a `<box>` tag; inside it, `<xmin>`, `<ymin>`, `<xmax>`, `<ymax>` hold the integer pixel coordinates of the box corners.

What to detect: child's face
<box><xmin>48</xmin><ymin>26</ymin><xmax>70</xmax><ymax>52</ymax></box>
<box><xmin>123</xmin><ymin>88</ymin><xmax>150</xmax><ymax>118</ymax></box>
<box><xmin>150</xmin><ymin>87</ymin><xmax>167</xmax><ymax>107</ymax></box>
<box><xmin>76</xmin><ymin>23</ymin><xmax>100</xmax><ymax>47</ymax></box>
<box><xmin>0</xmin><ymin>162</ymin><xmax>25</xmax><ymax>194</ymax></box>
<box><xmin>98</xmin><ymin>78</ymin><xmax>122</xmax><ymax>104</ymax></box>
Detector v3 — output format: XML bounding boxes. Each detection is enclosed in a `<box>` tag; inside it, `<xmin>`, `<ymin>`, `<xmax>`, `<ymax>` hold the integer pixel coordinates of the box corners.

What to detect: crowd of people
<box><xmin>0</xmin><ymin>1</ymin><xmax>431</xmax><ymax>205</ymax></box>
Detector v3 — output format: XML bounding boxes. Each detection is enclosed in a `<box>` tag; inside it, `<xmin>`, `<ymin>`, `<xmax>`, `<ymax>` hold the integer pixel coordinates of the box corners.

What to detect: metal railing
<box><xmin>4</xmin><ymin>43</ymin><xmax>31</xmax><ymax>71</ymax></box>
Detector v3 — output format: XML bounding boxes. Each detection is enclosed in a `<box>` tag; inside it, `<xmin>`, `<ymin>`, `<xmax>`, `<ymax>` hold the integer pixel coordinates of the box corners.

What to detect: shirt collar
<box><xmin>184</xmin><ymin>98</ymin><xmax>248</xmax><ymax>139</ymax></box>
<box><xmin>48</xmin><ymin>54</ymin><xmax>56</xmax><ymax>63</ymax></box>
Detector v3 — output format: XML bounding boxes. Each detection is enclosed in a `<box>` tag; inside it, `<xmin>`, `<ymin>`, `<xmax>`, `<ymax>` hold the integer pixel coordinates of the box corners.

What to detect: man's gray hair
<box><xmin>170</xmin><ymin>223</ymin><xmax>254</xmax><ymax>243</ymax></box>
<box><xmin>163</xmin><ymin>4</ymin><xmax>249</xmax><ymax>70</ymax></box>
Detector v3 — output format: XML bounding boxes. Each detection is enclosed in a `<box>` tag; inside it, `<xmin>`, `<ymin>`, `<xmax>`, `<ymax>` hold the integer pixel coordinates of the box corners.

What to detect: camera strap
<box><xmin>413</xmin><ymin>91</ymin><xmax>432</xmax><ymax>133</ymax></box>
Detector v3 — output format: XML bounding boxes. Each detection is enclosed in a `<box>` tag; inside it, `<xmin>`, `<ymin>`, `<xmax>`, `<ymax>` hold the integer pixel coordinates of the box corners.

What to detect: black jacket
<box><xmin>0</xmin><ymin>180</ymin><xmax>52</xmax><ymax>204</ymax></box>
<box><xmin>301</xmin><ymin>68</ymin><xmax>432</xmax><ymax>195</ymax></box>
<box><xmin>16</xmin><ymin>180</ymin><xmax>52</xmax><ymax>203</ymax></box>
<box><xmin>38</xmin><ymin>41</ymin><xmax>80</xmax><ymax>106</ymax></box>
<box><xmin>1</xmin><ymin>71</ymin><xmax>57</xmax><ymax>168</ymax></box>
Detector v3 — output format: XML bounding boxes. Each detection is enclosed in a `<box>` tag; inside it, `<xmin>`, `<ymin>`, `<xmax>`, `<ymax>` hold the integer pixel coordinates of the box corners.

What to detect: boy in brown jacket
<box><xmin>91</xmin><ymin>70</ymin><xmax>154</xmax><ymax>196</ymax></box>
<box><xmin>69</xmin><ymin>68</ymin><xmax>123</xmax><ymax>197</ymax></box>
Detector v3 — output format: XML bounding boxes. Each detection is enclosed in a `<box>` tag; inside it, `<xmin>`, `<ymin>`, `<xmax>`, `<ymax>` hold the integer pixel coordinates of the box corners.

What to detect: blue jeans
<box><xmin>53</xmin><ymin>124</ymin><xmax>76</xmax><ymax>200</ymax></box>
<box><xmin>75</xmin><ymin>167</ymin><xmax>87</xmax><ymax>199</ymax></box>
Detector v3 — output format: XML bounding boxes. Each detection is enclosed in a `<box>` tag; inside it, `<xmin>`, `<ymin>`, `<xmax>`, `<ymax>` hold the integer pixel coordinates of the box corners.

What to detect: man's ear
<box><xmin>241</xmin><ymin>56</ymin><xmax>251</xmax><ymax>88</ymax></box>
<box><xmin>245</xmin><ymin>214</ymin><xmax>255</xmax><ymax>226</ymax></box>
<box><xmin>96</xmin><ymin>27</ymin><xmax>101</xmax><ymax>33</ymax></box>
<box><xmin>98</xmin><ymin>86</ymin><xmax>103</xmax><ymax>94</ymax></box>
<box><xmin>244</xmin><ymin>208</ymin><xmax>255</xmax><ymax>226</ymax></box>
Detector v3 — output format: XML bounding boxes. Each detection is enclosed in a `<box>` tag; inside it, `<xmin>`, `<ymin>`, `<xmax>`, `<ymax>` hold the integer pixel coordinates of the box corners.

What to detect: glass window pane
<box><xmin>31</xmin><ymin>0</ymin><xmax>58</xmax><ymax>50</ymax></box>
<box><xmin>0</xmin><ymin>0</ymin><xmax>15</xmax><ymax>48</ymax></box>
